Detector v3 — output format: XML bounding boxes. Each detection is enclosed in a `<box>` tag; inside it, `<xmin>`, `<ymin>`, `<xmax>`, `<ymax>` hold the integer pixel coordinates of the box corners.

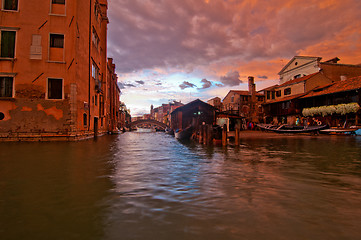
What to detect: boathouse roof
<box><xmin>171</xmin><ymin>99</ymin><xmax>216</xmax><ymax>114</ymax></box>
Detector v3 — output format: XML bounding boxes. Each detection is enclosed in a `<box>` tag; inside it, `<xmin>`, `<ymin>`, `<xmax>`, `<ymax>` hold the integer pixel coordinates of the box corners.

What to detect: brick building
<box><xmin>207</xmin><ymin>97</ymin><xmax>222</xmax><ymax>110</ymax></box>
<box><xmin>0</xmin><ymin>0</ymin><xmax>122</xmax><ymax>140</ymax></box>
<box><xmin>222</xmin><ymin>77</ymin><xmax>265</xmax><ymax>122</ymax></box>
<box><xmin>106</xmin><ymin>58</ymin><xmax>122</xmax><ymax>133</ymax></box>
<box><xmin>150</xmin><ymin>101</ymin><xmax>183</xmax><ymax>126</ymax></box>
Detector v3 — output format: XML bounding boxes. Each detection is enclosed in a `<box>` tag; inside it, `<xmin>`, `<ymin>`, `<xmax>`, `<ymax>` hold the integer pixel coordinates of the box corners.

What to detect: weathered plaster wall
<box><xmin>0</xmin><ymin>98</ymin><xmax>71</xmax><ymax>134</ymax></box>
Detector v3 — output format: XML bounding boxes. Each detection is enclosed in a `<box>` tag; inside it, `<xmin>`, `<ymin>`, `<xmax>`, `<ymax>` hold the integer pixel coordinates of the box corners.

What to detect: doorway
<box><xmin>94</xmin><ymin>117</ymin><xmax>98</xmax><ymax>137</ymax></box>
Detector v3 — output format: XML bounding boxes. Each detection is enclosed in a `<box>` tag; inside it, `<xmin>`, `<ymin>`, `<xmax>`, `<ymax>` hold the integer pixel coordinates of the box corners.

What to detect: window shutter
<box><xmin>30</xmin><ymin>35</ymin><xmax>42</xmax><ymax>60</ymax></box>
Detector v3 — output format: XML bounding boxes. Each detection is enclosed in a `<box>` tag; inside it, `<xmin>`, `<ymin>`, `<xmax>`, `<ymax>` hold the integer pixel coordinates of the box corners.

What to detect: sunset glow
<box><xmin>107</xmin><ymin>0</ymin><xmax>361</xmax><ymax>116</ymax></box>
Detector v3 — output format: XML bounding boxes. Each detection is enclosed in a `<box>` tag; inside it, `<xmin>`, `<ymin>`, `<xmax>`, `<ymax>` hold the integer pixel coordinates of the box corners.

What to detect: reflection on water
<box><xmin>1</xmin><ymin>133</ymin><xmax>361</xmax><ymax>240</ymax></box>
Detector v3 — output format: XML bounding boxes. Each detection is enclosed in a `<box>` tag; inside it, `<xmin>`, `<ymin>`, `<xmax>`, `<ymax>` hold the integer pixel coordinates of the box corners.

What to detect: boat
<box><xmin>174</xmin><ymin>126</ymin><xmax>193</xmax><ymax>140</ymax></box>
<box><xmin>257</xmin><ymin>124</ymin><xmax>328</xmax><ymax>133</ymax></box>
<box><xmin>356</xmin><ymin>129</ymin><xmax>361</xmax><ymax>136</ymax></box>
<box><xmin>165</xmin><ymin>128</ymin><xmax>174</xmax><ymax>135</ymax></box>
<box><xmin>320</xmin><ymin>127</ymin><xmax>360</xmax><ymax>135</ymax></box>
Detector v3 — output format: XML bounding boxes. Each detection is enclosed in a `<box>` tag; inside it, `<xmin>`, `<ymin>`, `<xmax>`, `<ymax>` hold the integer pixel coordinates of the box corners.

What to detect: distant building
<box><xmin>132</xmin><ymin>116</ymin><xmax>143</xmax><ymax>122</ymax></box>
<box><xmin>143</xmin><ymin>114</ymin><xmax>151</xmax><ymax>120</ymax></box>
<box><xmin>222</xmin><ymin>77</ymin><xmax>265</xmax><ymax>122</ymax></box>
<box><xmin>0</xmin><ymin>0</ymin><xmax>121</xmax><ymax>140</ymax></box>
<box><xmin>119</xmin><ymin>102</ymin><xmax>130</xmax><ymax>130</ymax></box>
<box><xmin>106</xmin><ymin>58</ymin><xmax>121</xmax><ymax>133</ymax></box>
<box><xmin>150</xmin><ymin>101</ymin><xmax>183</xmax><ymax>125</ymax></box>
<box><xmin>207</xmin><ymin>97</ymin><xmax>222</xmax><ymax>110</ymax></box>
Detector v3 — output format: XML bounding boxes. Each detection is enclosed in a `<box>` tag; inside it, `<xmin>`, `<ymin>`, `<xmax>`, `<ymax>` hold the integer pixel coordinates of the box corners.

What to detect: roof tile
<box><xmin>302</xmin><ymin>76</ymin><xmax>361</xmax><ymax>98</ymax></box>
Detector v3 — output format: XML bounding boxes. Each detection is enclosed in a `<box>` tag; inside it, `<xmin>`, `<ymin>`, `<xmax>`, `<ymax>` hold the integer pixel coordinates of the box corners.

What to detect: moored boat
<box><xmin>320</xmin><ymin>127</ymin><xmax>360</xmax><ymax>135</ymax></box>
<box><xmin>257</xmin><ymin>124</ymin><xmax>328</xmax><ymax>133</ymax></box>
<box><xmin>165</xmin><ymin>128</ymin><xmax>174</xmax><ymax>135</ymax></box>
<box><xmin>174</xmin><ymin>126</ymin><xmax>193</xmax><ymax>140</ymax></box>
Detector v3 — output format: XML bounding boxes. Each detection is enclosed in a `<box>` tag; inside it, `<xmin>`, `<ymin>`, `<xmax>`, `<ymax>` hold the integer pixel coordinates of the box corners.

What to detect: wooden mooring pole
<box><xmin>222</xmin><ymin>124</ymin><xmax>227</xmax><ymax>146</ymax></box>
<box><xmin>203</xmin><ymin>125</ymin><xmax>207</xmax><ymax>145</ymax></box>
<box><xmin>207</xmin><ymin>124</ymin><xmax>213</xmax><ymax>145</ymax></box>
<box><xmin>199</xmin><ymin>125</ymin><xmax>203</xmax><ymax>144</ymax></box>
<box><xmin>235</xmin><ymin>127</ymin><xmax>240</xmax><ymax>145</ymax></box>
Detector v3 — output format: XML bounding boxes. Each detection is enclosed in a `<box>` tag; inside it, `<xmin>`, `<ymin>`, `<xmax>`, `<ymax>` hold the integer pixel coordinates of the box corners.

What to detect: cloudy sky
<box><xmin>107</xmin><ymin>0</ymin><xmax>361</xmax><ymax>116</ymax></box>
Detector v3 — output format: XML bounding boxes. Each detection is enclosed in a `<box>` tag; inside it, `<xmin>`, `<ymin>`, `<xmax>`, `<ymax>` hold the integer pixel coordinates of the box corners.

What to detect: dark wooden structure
<box><xmin>263</xmin><ymin>76</ymin><xmax>361</xmax><ymax>126</ymax></box>
<box><xmin>171</xmin><ymin>99</ymin><xmax>216</xmax><ymax>131</ymax></box>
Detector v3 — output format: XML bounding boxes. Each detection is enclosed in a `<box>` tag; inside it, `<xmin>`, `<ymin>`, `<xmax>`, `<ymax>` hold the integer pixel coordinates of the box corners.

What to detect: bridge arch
<box><xmin>130</xmin><ymin>119</ymin><xmax>169</xmax><ymax>130</ymax></box>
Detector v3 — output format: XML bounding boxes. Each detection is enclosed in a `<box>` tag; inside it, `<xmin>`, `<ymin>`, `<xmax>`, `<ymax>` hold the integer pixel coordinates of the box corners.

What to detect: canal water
<box><xmin>1</xmin><ymin>132</ymin><xmax>361</xmax><ymax>240</ymax></box>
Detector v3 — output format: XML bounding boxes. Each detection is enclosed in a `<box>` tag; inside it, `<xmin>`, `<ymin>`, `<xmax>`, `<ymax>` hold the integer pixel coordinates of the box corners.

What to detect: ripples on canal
<box><xmin>1</xmin><ymin>132</ymin><xmax>361</xmax><ymax>240</ymax></box>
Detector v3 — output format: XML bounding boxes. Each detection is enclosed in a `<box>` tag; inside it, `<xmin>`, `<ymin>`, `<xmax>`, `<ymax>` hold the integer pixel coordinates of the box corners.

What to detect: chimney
<box><xmin>248</xmin><ymin>76</ymin><xmax>256</xmax><ymax>99</ymax></box>
<box><xmin>325</xmin><ymin>57</ymin><xmax>340</xmax><ymax>64</ymax></box>
<box><xmin>248</xmin><ymin>76</ymin><xmax>257</xmax><ymax>122</ymax></box>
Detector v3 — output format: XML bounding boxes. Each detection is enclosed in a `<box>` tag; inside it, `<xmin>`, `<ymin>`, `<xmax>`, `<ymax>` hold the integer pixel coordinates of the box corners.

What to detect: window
<box><xmin>276</xmin><ymin>90</ymin><xmax>281</xmax><ymax>97</ymax></box>
<box><xmin>231</xmin><ymin>96</ymin><xmax>234</xmax><ymax>103</ymax></box>
<box><xmin>92</xmin><ymin>27</ymin><xmax>100</xmax><ymax>49</ymax></box>
<box><xmin>52</xmin><ymin>0</ymin><xmax>65</xmax><ymax>4</ymax></box>
<box><xmin>294</xmin><ymin>74</ymin><xmax>301</xmax><ymax>79</ymax></box>
<box><xmin>272</xmin><ymin>91</ymin><xmax>275</xmax><ymax>99</ymax></box>
<box><xmin>0</xmin><ymin>77</ymin><xmax>13</xmax><ymax>97</ymax></box>
<box><xmin>50</xmin><ymin>34</ymin><xmax>64</xmax><ymax>48</ymax></box>
<box><xmin>284</xmin><ymin>88</ymin><xmax>291</xmax><ymax>96</ymax></box>
<box><xmin>266</xmin><ymin>91</ymin><xmax>270</xmax><ymax>100</ymax></box>
<box><xmin>3</xmin><ymin>0</ymin><xmax>18</xmax><ymax>10</ymax></box>
<box><xmin>92</xmin><ymin>62</ymin><xmax>99</xmax><ymax>81</ymax></box>
<box><xmin>94</xmin><ymin>2</ymin><xmax>100</xmax><ymax>18</ymax></box>
<box><xmin>1</xmin><ymin>30</ymin><xmax>16</xmax><ymax>58</ymax></box>
<box><xmin>83</xmin><ymin>113</ymin><xmax>87</xmax><ymax>126</ymax></box>
<box><xmin>282</xmin><ymin>102</ymin><xmax>290</xmax><ymax>109</ymax></box>
<box><xmin>51</xmin><ymin>0</ymin><xmax>65</xmax><ymax>15</ymax></box>
<box><xmin>49</xmin><ymin>34</ymin><xmax>64</xmax><ymax>61</ymax></box>
<box><xmin>48</xmin><ymin>78</ymin><xmax>63</xmax><ymax>99</ymax></box>
<box><xmin>95</xmin><ymin>95</ymin><xmax>98</xmax><ymax>106</ymax></box>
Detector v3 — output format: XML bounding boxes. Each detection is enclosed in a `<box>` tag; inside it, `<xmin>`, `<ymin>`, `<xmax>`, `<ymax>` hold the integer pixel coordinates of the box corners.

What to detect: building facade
<box><xmin>263</xmin><ymin>56</ymin><xmax>361</xmax><ymax>125</ymax></box>
<box><xmin>207</xmin><ymin>97</ymin><xmax>222</xmax><ymax>110</ymax></box>
<box><xmin>0</xmin><ymin>0</ymin><xmax>120</xmax><ymax>140</ymax></box>
<box><xmin>150</xmin><ymin>101</ymin><xmax>183</xmax><ymax>126</ymax></box>
<box><xmin>222</xmin><ymin>77</ymin><xmax>265</xmax><ymax>122</ymax></box>
<box><xmin>106</xmin><ymin>58</ymin><xmax>122</xmax><ymax>133</ymax></box>
<box><xmin>278</xmin><ymin>56</ymin><xmax>361</xmax><ymax>84</ymax></box>
<box><xmin>299</xmin><ymin>76</ymin><xmax>361</xmax><ymax>127</ymax></box>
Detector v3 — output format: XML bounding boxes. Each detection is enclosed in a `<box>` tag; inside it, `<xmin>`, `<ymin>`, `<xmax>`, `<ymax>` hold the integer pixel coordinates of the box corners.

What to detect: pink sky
<box><xmin>107</xmin><ymin>0</ymin><xmax>361</xmax><ymax>116</ymax></box>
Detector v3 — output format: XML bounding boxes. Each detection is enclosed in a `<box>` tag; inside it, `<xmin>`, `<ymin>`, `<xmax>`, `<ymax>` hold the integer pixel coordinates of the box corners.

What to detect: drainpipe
<box><xmin>88</xmin><ymin>0</ymin><xmax>92</xmax><ymax>130</ymax></box>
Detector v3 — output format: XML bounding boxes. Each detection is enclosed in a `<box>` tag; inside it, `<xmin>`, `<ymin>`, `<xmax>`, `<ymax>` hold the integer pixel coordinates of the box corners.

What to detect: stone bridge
<box><xmin>130</xmin><ymin>119</ymin><xmax>169</xmax><ymax>130</ymax></box>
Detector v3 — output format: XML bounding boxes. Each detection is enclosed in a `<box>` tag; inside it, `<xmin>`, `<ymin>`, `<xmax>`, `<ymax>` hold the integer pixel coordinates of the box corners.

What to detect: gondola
<box><xmin>257</xmin><ymin>124</ymin><xmax>328</xmax><ymax>133</ymax></box>
<box><xmin>174</xmin><ymin>126</ymin><xmax>193</xmax><ymax>140</ymax></box>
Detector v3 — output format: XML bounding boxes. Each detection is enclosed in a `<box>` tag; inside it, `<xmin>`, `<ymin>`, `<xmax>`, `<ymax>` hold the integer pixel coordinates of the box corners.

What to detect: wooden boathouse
<box><xmin>170</xmin><ymin>99</ymin><xmax>216</xmax><ymax>132</ymax></box>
